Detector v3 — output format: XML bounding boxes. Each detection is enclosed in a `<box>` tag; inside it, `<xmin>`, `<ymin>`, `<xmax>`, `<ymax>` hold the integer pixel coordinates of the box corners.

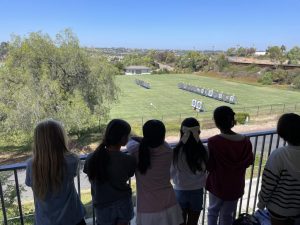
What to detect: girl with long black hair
<box><xmin>84</xmin><ymin>119</ymin><xmax>136</xmax><ymax>225</ymax></box>
<box><xmin>127</xmin><ymin>119</ymin><xmax>183</xmax><ymax>225</ymax></box>
<box><xmin>171</xmin><ymin>117</ymin><xmax>208</xmax><ymax>225</ymax></box>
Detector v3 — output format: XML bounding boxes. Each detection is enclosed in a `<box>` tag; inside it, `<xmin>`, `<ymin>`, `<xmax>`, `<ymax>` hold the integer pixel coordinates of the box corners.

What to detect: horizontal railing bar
<box><xmin>0</xmin><ymin>162</ymin><xmax>27</xmax><ymax>172</ymax></box>
<box><xmin>0</xmin><ymin>129</ymin><xmax>277</xmax><ymax>172</ymax></box>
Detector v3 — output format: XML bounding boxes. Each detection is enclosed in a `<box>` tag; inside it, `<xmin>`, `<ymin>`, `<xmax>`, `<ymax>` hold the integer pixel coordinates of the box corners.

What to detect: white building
<box><xmin>254</xmin><ymin>51</ymin><xmax>266</xmax><ymax>56</ymax></box>
<box><xmin>125</xmin><ymin>66</ymin><xmax>151</xmax><ymax>75</ymax></box>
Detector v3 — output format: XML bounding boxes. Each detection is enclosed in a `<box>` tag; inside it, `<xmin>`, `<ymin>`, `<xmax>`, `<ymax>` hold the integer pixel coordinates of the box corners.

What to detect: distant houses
<box><xmin>125</xmin><ymin>66</ymin><xmax>151</xmax><ymax>75</ymax></box>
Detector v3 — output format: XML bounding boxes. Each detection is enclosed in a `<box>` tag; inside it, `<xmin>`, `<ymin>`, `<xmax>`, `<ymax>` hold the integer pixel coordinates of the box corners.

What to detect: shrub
<box><xmin>235</xmin><ymin>112</ymin><xmax>250</xmax><ymax>124</ymax></box>
<box><xmin>216</xmin><ymin>54</ymin><xmax>228</xmax><ymax>72</ymax></box>
<box><xmin>152</xmin><ymin>68</ymin><xmax>170</xmax><ymax>74</ymax></box>
<box><xmin>258</xmin><ymin>71</ymin><xmax>273</xmax><ymax>85</ymax></box>
<box><xmin>293</xmin><ymin>75</ymin><xmax>300</xmax><ymax>89</ymax></box>
<box><xmin>272</xmin><ymin>69</ymin><xmax>288</xmax><ymax>84</ymax></box>
<box><xmin>286</xmin><ymin>70</ymin><xmax>299</xmax><ymax>84</ymax></box>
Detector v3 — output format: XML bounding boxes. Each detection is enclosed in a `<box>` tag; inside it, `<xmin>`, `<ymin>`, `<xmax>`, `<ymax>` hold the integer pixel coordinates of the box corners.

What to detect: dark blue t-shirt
<box><xmin>25</xmin><ymin>153</ymin><xmax>86</xmax><ymax>225</ymax></box>
<box><xmin>83</xmin><ymin>151</ymin><xmax>136</xmax><ymax>208</ymax></box>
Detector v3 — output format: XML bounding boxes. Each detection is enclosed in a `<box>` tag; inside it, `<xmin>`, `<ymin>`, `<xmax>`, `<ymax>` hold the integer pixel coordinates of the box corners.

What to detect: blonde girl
<box><xmin>25</xmin><ymin>119</ymin><xmax>86</xmax><ymax>225</ymax></box>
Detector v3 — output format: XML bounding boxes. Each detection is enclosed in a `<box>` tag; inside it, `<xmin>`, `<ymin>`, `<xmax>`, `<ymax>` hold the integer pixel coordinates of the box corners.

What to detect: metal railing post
<box><xmin>201</xmin><ymin>189</ymin><xmax>207</xmax><ymax>225</ymax></box>
<box><xmin>77</xmin><ymin>166</ymin><xmax>81</xmax><ymax>200</ymax></box>
<box><xmin>246</xmin><ymin>136</ymin><xmax>258</xmax><ymax>214</ymax></box>
<box><xmin>252</xmin><ymin>135</ymin><xmax>266</xmax><ymax>214</ymax></box>
<box><xmin>14</xmin><ymin>169</ymin><xmax>24</xmax><ymax>225</ymax></box>
<box><xmin>0</xmin><ymin>178</ymin><xmax>8</xmax><ymax>225</ymax></box>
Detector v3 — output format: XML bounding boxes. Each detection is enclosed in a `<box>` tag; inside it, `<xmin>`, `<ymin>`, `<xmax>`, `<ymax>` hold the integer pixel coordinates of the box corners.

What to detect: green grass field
<box><xmin>109</xmin><ymin>74</ymin><xmax>300</xmax><ymax>132</ymax></box>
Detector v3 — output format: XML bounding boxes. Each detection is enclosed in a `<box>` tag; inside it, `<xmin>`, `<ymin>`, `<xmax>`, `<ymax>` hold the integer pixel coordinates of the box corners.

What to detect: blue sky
<box><xmin>0</xmin><ymin>0</ymin><xmax>299</xmax><ymax>50</ymax></box>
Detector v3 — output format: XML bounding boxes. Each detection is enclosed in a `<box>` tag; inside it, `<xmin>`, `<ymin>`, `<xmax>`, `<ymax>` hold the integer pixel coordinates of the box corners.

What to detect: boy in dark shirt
<box><xmin>206</xmin><ymin>106</ymin><xmax>253</xmax><ymax>225</ymax></box>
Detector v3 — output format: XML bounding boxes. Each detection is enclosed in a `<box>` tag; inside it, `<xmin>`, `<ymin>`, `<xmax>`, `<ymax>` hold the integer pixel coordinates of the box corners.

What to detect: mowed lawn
<box><xmin>109</xmin><ymin>74</ymin><xmax>300</xmax><ymax>121</ymax></box>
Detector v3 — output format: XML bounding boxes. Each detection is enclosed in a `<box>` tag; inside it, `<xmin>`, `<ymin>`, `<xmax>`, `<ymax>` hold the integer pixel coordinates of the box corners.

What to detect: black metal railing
<box><xmin>0</xmin><ymin>129</ymin><xmax>285</xmax><ymax>225</ymax></box>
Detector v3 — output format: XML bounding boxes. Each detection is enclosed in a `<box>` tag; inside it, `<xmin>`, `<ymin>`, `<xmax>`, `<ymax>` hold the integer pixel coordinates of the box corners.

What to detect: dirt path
<box><xmin>166</xmin><ymin>120</ymin><xmax>277</xmax><ymax>143</ymax></box>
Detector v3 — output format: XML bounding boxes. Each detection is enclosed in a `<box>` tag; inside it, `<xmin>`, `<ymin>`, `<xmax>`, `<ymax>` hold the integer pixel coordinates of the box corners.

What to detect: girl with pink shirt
<box><xmin>126</xmin><ymin>120</ymin><xmax>183</xmax><ymax>225</ymax></box>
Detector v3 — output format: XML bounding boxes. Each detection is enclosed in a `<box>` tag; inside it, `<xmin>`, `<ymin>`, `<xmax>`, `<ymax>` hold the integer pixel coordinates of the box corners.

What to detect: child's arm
<box><xmin>128</xmin><ymin>156</ymin><xmax>137</xmax><ymax>177</ymax></box>
<box><xmin>206</xmin><ymin>141</ymin><xmax>216</xmax><ymax>172</ymax></box>
<box><xmin>83</xmin><ymin>153</ymin><xmax>92</xmax><ymax>174</ymax></box>
<box><xmin>126</xmin><ymin>138</ymin><xmax>140</xmax><ymax>155</ymax></box>
<box><xmin>25</xmin><ymin>160</ymin><xmax>32</xmax><ymax>187</ymax></box>
<box><xmin>245</xmin><ymin>139</ymin><xmax>254</xmax><ymax>167</ymax></box>
<box><xmin>131</xmin><ymin>136</ymin><xmax>142</xmax><ymax>143</ymax></box>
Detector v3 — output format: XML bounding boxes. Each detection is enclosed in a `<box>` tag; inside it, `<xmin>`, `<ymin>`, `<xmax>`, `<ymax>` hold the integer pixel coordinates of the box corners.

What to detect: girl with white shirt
<box><xmin>171</xmin><ymin>117</ymin><xmax>208</xmax><ymax>225</ymax></box>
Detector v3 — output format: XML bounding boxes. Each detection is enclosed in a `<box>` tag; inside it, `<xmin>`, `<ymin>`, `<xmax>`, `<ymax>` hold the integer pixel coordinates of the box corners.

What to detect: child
<box><xmin>127</xmin><ymin>120</ymin><xmax>183</xmax><ymax>225</ymax></box>
<box><xmin>171</xmin><ymin>117</ymin><xmax>208</xmax><ymax>225</ymax></box>
<box><xmin>206</xmin><ymin>106</ymin><xmax>253</xmax><ymax>225</ymax></box>
<box><xmin>84</xmin><ymin>119</ymin><xmax>136</xmax><ymax>225</ymax></box>
<box><xmin>25</xmin><ymin>119</ymin><xmax>86</xmax><ymax>225</ymax></box>
<box><xmin>258</xmin><ymin>113</ymin><xmax>300</xmax><ymax>225</ymax></box>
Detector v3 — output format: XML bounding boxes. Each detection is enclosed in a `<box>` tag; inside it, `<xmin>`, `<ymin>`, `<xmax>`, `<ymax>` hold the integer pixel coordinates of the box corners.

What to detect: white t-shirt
<box><xmin>170</xmin><ymin>146</ymin><xmax>208</xmax><ymax>190</ymax></box>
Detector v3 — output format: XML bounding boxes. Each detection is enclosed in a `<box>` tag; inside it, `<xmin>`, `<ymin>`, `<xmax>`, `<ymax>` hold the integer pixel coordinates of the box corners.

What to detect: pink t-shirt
<box><xmin>126</xmin><ymin>139</ymin><xmax>177</xmax><ymax>213</ymax></box>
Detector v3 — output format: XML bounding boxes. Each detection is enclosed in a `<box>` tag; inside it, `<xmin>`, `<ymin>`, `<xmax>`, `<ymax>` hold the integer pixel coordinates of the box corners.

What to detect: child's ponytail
<box><xmin>85</xmin><ymin>119</ymin><xmax>131</xmax><ymax>182</ymax></box>
<box><xmin>137</xmin><ymin>120</ymin><xmax>166</xmax><ymax>175</ymax></box>
<box><xmin>138</xmin><ymin>139</ymin><xmax>151</xmax><ymax>174</ymax></box>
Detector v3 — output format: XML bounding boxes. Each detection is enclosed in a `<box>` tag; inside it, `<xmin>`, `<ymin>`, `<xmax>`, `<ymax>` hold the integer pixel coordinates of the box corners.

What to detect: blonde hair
<box><xmin>32</xmin><ymin>119</ymin><xmax>69</xmax><ymax>200</ymax></box>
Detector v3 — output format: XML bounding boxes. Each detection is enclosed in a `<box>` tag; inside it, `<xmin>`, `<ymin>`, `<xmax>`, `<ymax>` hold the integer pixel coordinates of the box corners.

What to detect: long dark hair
<box><xmin>173</xmin><ymin>117</ymin><xmax>208</xmax><ymax>174</ymax></box>
<box><xmin>86</xmin><ymin>119</ymin><xmax>131</xmax><ymax>181</ymax></box>
<box><xmin>138</xmin><ymin>120</ymin><xmax>166</xmax><ymax>174</ymax></box>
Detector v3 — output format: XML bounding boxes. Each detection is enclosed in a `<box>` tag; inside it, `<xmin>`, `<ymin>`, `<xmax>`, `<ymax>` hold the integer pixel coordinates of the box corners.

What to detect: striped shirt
<box><xmin>258</xmin><ymin>145</ymin><xmax>300</xmax><ymax>217</ymax></box>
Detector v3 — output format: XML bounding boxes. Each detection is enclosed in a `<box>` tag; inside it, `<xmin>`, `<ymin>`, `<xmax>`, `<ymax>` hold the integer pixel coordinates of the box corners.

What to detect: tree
<box><xmin>293</xmin><ymin>75</ymin><xmax>300</xmax><ymax>89</ymax></box>
<box><xmin>272</xmin><ymin>69</ymin><xmax>288</xmax><ymax>84</ymax></box>
<box><xmin>236</xmin><ymin>47</ymin><xmax>247</xmax><ymax>57</ymax></box>
<box><xmin>266</xmin><ymin>46</ymin><xmax>286</xmax><ymax>64</ymax></box>
<box><xmin>0</xmin><ymin>29</ymin><xmax>118</xmax><ymax>137</ymax></box>
<box><xmin>226</xmin><ymin>48</ymin><xmax>236</xmax><ymax>56</ymax></box>
<box><xmin>175</xmin><ymin>51</ymin><xmax>208</xmax><ymax>72</ymax></box>
<box><xmin>165</xmin><ymin>51</ymin><xmax>176</xmax><ymax>64</ymax></box>
<box><xmin>281</xmin><ymin>45</ymin><xmax>286</xmax><ymax>53</ymax></box>
<box><xmin>122</xmin><ymin>53</ymin><xmax>158</xmax><ymax>69</ymax></box>
<box><xmin>247</xmin><ymin>47</ymin><xmax>256</xmax><ymax>56</ymax></box>
<box><xmin>258</xmin><ymin>71</ymin><xmax>273</xmax><ymax>85</ymax></box>
<box><xmin>0</xmin><ymin>41</ymin><xmax>8</xmax><ymax>59</ymax></box>
<box><xmin>215</xmin><ymin>54</ymin><xmax>229</xmax><ymax>72</ymax></box>
<box><xmin>287</xmin><ymin>47</ymin><xmax>300</xmax><ymax>64</ymax></box>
